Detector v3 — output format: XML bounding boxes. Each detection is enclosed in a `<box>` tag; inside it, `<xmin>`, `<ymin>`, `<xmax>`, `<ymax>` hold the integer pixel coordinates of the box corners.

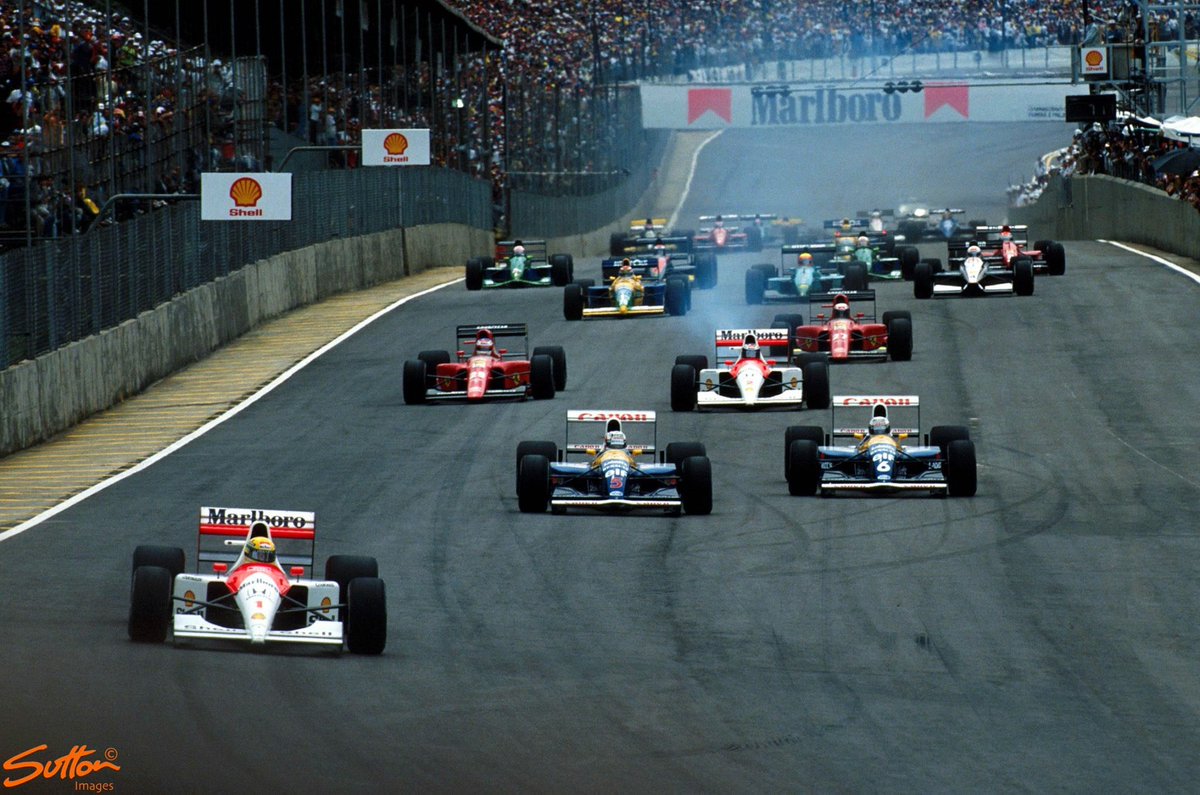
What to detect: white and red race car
<box><xmin>128</xmin><ymin>506</ymin><xmax>387</xmax><ymax>654</ymax></box>
<box><xmin>670</xmin><ymin>328</ymin><xmax>830</xmax><ymax>411</ymax></box>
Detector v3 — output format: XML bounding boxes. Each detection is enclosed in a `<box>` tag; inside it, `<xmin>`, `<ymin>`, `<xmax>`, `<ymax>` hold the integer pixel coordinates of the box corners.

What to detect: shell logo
<box><xmin>184</xmin><ymin>590</ymin><xmax>195</xmax><ymax>608</ymax></box>
<box><xmin>384</xmin><ymin>132</ymin><xmax>409</xmax><ymax>155</ymax></box>
<box><xmin>321</xmin><ymin>596</ymin><xmax>332</xmax><ymax>614</ymax></box>
<box><xmin>229</xmin><ymin>176</ymin><xmax>263</xmax><ymax>207</ymax></box>
<box><xmin>1084</xmin><ymin>50</ymin><xmax>1104</xmax><ymax>67</ymax></box>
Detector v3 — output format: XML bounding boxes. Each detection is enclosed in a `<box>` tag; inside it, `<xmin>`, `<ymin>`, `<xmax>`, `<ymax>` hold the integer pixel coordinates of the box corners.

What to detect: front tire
<box><xmin>402</xmin><ymin>360</ymin><xmax>428</xmax><ymax>404</ymax></box>
<box><xmin>786</xmin><ymin>440</ymin><xmax>821</xmax><ymax>496</ymax></box>
<box><xmin>784</xmin><ymin>425</ymin><xmax>824</xmax><ymax>479</ymax></box>
<box><xmin>549</xmin><ymin>254</ymin><xmax>572</xmax><ymax>286</ymax></box>
<box><xmin>914</xmin><ymin>261</ymin><xmax>933</xmax><ymax>299</ymax></box>
<box><xmin>345</xmin><ymin>577</ymin><xmax>387</xmax><ymax>654</ymax></box>
<box><xmin>843</xmin><ymin>262</ymin><xmax>868</xmax><ymax>291</ymax></box>
<box><xmin>680</xmin><ymin>456</ymin><xmax>713</xmax><ymax>515</ymax></box>
<box><xmin>802</xmin><ymin>359</ymin><xmax>830</xmax><ymax>409</ymax></box>
<box><xmin>696</xmin><ymin>253</ymin><xmax>717</xmax><ymax>289</ymax></box>
<box><xmin>517</xmin><ymin>454</ymin><xmax>551</xmax><ymax>513</ymax></box>
<box><xmin>671</xmin><ymin>363</ymin><xmax>698</xmax><ymax>411</ymax></box>
<box><xmin>1045</xmin><ymin>242</ymin><xmax>1065</xmax><ymax>275</ymax></box>
<box><xmin>946</xmin><ymin>439</ymin><xmax>977</xmax><ymax>497</ymax></box>
<box><xmin>887</xmin><ymin>317</ymin><xmax>913</xmax><ymax>361</ymax></box>
<box><xmin>529</xmin><ymin>354</ymin><xmax>556</xmax><ymax>399</ymax></box>
<box><xmin>666</xmin><ymin>277</ymin><xmax>688</xmax><ymax>316</ymax></box>
<box><xmin>745</xmin><ymin>268</ymin><xmax>766</xmax><ymax>304</ymax></box>
<box><xmin>516</xmin><ymin>440</ymin><xmax>558</xmax><ymax>494</ymax></box>
<box><xmin>1014</xmin><ymin>258</ymin><xmax>1035</xmax><ymax>296</ymax></box>
<box><xmin>128</xmin><ymin>565</ymin><xmax>172</xmax><ymax>643</ymax></box>
<box><xmin>564</xmin><ymin>283</ymin><xmax>584</xmax><ymax>320</ymax></box>
<box><xmin>465</xmin><ymin>257</ymin><xmax>484</xmax><ymax>290</ymax></box>
<box><xmin>532</xmin><ymin>345</ymin><xmax>567</xmax><ymax>390</ymax></box>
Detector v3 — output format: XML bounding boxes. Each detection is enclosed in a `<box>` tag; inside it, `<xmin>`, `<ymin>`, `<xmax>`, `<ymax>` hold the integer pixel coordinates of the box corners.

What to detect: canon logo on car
<box><xmin>835</xmin><ymin>396</ymin><xmax>919</xmax><ymax>406</ymax></box>
<box><xmin>569</xmin><ymin>410</ymin><xmax>655</xmax><ymax>422</ymax></box>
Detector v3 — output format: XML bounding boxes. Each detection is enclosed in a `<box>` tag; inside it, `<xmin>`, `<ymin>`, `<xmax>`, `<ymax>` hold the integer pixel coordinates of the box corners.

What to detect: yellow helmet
<box><xmin>244</xmin><ymin>536</ymin><xmax>276</xmax><ymax>564</ymax></box>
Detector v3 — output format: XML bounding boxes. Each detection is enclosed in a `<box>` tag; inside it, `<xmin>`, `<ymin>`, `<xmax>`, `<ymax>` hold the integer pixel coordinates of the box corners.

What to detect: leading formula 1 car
<box><xmin>692</xmin><ymin>214</ymin><xmax>764</xmax><ymax>252</ymax></box>
<box><xmin>465</xmin><ymin>239</ymin><xmax>574</xmax><ymax>290</ymax></box>
<box><xmin>403</xmin><ymin>323</ymin><xmax>566</xmax><ymax>403</ymax></box>
<box><xmin>515</xmin><ymin>410</ymin><xmax>712</xmax><ymax>515</ymax></box>
<box><xmin>670</xmin><ymin>327</ymin><xmax>830</xmax><ymax>411</ymax></box>
<box><xmin>784</xmin><ymin>396</ymin><xmax>977</xmax><ymax>497</ymax></box>
<box><xmin>128</xmin><ymin>507</ymin><xmax>387</xmax><ymax>653</ymax></box>
<box><xmin>913</xmin><ymin>243</ymin><xmax>1034</xmax><ymax>298</ymax></box>
<box><xmin>774</xmin><ymin>290</ymin><xmax>912</xmax><ymax>363</ymax></box>
<box><xmin>609</xmin><ymin>217</ymin><xmax>694</xmax><ymax>256</ymax></box>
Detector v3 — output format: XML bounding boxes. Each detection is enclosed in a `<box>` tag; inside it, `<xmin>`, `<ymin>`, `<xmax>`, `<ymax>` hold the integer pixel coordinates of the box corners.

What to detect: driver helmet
<box><xmin>797</xmin><ymin>251</ymin><xmax>813</xmax><ymax>265</ymax></box>
<box><xmin>870</xmin><ymin>210</ymin><xmax>882</xmax><ymax>218</ymax></box>
<box><xmin>605</xmin><ymin>430</ymin><xmax>627</xmax><ymax>449</ymax></box>
<box><xmin>512</xmin><ymin>244</ymin><xmax>525</xmax><ymax>256</ymax></box>
<box><xmin>475</xmin><ymin>330</ymin><xmax>495</xmax><ymax>355</ymax></box>
<box><xmin>1000</xmin><ymin>226</ymin><xmax>1013</xmax><ymax>241</ymax></box>
<box><xmin>244</xmin><ymin>536</ymin><xmax>276</xmax><ymax>564</ymax></box>
<box><xmin>868</xmin><ymin>415</ymin><xmax>890</xmax><ymax>437</ymax></box>
<box><xmin>619</xmin><ymin>257</ymin><xmax>633</xmax><ymax>275</ymax></box>
<box><xmin>840</xmin><ymin>217</ymin><xmax>852</xmax><ymax>230</ymax></box>
<box><xmin>856</xmin><ymin>235</ymin><xmax>869</xmax><ymax>248</ymax></box>
<box><xmin>967</xmin><ymin>244</ymin><xmax>982</xmax><ymax>257</ymax></box>
<box><xmin>741</xmin><ymin>336</ymin><xmax>761</xmax><ymax>359</ymax></box>
<box><xmin>833</xmin><ymin>299</ymin><xmax>850</xmax><ymax>318</ymax></box>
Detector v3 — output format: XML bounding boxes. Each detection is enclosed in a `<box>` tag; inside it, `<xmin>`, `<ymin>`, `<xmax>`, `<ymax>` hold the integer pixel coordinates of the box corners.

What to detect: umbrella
<box><xmin>1151</xmin><ymin>147</ymin><xmax>1200</xmax><ymax>176</ymax></box>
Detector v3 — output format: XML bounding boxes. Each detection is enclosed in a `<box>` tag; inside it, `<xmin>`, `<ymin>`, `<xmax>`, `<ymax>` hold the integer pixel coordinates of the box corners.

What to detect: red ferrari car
<box><xmin>954</xmin><ymin>224</ymin><xmax>1065</xmax><ymax>275</ymax></box>
<box><xmin>402</xmin><ymin>323</ymin><xmax>566</xmax><ymax>404</ymax></box>
<box><xmin>779</xmin><ymin>291</ymin><xmax>912</xmax><ymax>363</ymax></box>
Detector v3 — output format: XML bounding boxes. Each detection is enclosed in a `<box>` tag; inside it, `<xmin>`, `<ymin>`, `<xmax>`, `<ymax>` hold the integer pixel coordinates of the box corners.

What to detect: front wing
<box><xmin>173</xmin><ymin>615</ymin><xmax>344</xmax><ymax>646</ymax></box>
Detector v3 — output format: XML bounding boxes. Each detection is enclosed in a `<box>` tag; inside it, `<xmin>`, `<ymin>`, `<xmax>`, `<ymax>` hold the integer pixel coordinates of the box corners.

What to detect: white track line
<box><xmin>667</xmin><ymin>130</ymin><xmax>724</xmax><ymax>231</ymax></box>
<box><xmin>0</xmin><ymin>277</ymin><xmax>464</xmax><ymax>544</ymax></box>
<box><xmin>1101</xmin><ymin>239</ymin><xmax>1200</xmax><ymax>286</ymax></box>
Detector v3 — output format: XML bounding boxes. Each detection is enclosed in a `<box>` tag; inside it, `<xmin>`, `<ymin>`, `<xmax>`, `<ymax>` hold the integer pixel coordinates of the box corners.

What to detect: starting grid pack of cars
<box><xmin>126</xmin><ymin>212</ymin><xmax>1064</xmax><ymax>655</ymax></box>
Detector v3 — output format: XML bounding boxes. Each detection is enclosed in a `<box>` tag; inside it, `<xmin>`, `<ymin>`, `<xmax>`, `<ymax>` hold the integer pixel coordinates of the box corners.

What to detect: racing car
<box><xmin>913</xmin><ymin>243</ymin><xmax>1034</xmax><ymax>298</ymax></box>
<box><xmin>515</xmin><ymin>410</ymin><xmax>712</xmax><ymax>515</ymax></box>
<box><xmin>948</xmin><ymin>224</ymin><xmax>1065</xmax><ymax>275</ymax></box>
<box><xmin>403</xmin><ymin>323</ymin><xmax>565</xmax><ymax>403</ymax></box>
<box><xmin>775</xmin><ymin>291</ymin><xmax>912</xmax><ymax>363</ymax></box>
<box><xmin>128</xmin><ymin>507</ymin><xmax>387</xmax><ymax>653</ymax></box>
<box><xmin>600</xmin><ymin>237</ymin><xmax>716</xmax><ymax>289</ymax></box>
<box><xmin>745</xmin><ymin>243</ymin><xmax>852</xmax><ymax>304</ymax></box>
<box><xmin>609</xmin><ymin>217</ymin><xmax>693</xmax><ymax>256</ymax></box>
<box><xmin>828</xmin><ymin>233</ymin><xmax>919</xmax><ymax>282</ymax></box>
<box><xmin>692</xmin><ymin>214</ymin><xmax>764</xmax><ymax>252</ymax></box>
<box><xmin>783</xmin><ymin>396</ymin><xmax>977</xmax><ymax>497</ymax></box>
<box><xmin>564</xmin><ymin>258</ymin><xmax>690</xmax><ymax>319</ymax></box>
<box><xmin>670</xmin><ymin>327</ymin><xmax>830</xmax><ymax>411</ymax></box>
<box><xmin>464</xmin><ymin>239</ymin><xmax>574</xmax><ymax>290</ymax></box>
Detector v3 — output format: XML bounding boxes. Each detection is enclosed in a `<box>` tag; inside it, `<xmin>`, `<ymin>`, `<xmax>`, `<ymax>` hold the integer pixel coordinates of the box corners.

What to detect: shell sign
<box><xmin>363</xmin><ymin>128</ymin><xmax>431</xmax><ymax>166</ymax></box>
<box><xmin>1080</xmin><ymin>46</ymin><xmax>1109</xmax><ymax>77</ymax></box>
<box><xmin>201</xmin><ymin>172</ymin><xmax>292</xmax><ymax>220</ymax></box>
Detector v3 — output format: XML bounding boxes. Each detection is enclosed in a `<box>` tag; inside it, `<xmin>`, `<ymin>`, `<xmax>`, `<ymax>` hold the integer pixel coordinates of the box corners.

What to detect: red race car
<box><xmin>403</xmin><ymin>323</ymin><xmax>566</xmax><ymax>404</ymax></box>
<box><xmin>777</xmin><ymin>290</ymin><xmax>912</xmax><ymax>363</ymax></box>
<box><xmin>952</xmin><ymin>224</ymin><xmax>1065</xmax><ymax>275</ymax></box>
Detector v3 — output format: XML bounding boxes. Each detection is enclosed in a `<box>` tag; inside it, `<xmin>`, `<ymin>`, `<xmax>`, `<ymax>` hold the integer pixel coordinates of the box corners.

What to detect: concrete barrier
<box><xmin>1011</xmin><ymin>173</ymin><xmax>1200</xmax><ymax>259</ymax></box>
<box><xmin>0</xmin><ymin>222</ymin><xmax>490</xmax><ymax>456</ymax></box>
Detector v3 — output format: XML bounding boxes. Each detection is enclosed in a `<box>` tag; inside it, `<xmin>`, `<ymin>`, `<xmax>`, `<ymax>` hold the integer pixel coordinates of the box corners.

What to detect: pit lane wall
<box><xmin>1010</xmin><ymin>174</ymin><xmax>1200</xmax><ymax>259</ymax></box>
<box><xmin>0</xmin><ymin>224</ymin><xmax>489</xmax><ymax>456</ymax></box>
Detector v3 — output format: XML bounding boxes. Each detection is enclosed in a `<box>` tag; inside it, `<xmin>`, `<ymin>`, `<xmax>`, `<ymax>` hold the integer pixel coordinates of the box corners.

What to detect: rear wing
<box><xmin>822</xmin><ymin>218</ymin><xmax>870</xmax><ymax>230</ymax></box>
<box><xmin>494</xmin><ymin>239</ymin><xmax>548</xmax><ymax>259</ymax></box>
<box><xmin>629</xmin><ymin>218</ymin><xmax>668</xmax><ymax>232</ymax></box>
<box><xmin>829</xmin><ymin>396</ymin><xmax>921</xmax><ymax>439</ymax></box>
<box><xmin>197</xmin><ymin>506</ymin><xmax>316</xmax><ymax>573</ymax></box>
<box><xmin>456</xmin><ymin>323</ymin><xmax>529</xmax><ymax>359</ymax></box>
<box><xmin>971</xmin><ymin>224</ymin><xmax>1029</xmax><ymax>243</ymax></box>
<box><xmin>856</xmin><ymin>209</ymin><xmax>894</xmax><ymax>217</ymax></box>
<box><xmin>806</xmin><ymin>290</ymin><xmax>877</xmax><ymax>322</ymax></box>
<box><xmin>930</xmin><ymin>208</ymin><xmax>965</xmax><ymax>215</ymax></box>
<box><xmin>565</xmin><ymin>409</ymin><xmax>657</xmax><ymax>458</ymax></box>
<box><xmin>714</xmin><ymin>328</ymin><xmax>790</xmax><ymax>358</ymax></box>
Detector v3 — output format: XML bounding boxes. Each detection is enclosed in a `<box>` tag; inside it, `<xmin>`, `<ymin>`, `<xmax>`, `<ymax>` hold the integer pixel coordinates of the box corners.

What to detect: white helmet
<box><xmin>605</xmin><ymin>430</ymin><xmax>627</xmax><ymax>449</ymax></box>
<box><xmin>868</xmin><ymin>415</ymin><xmax>890</xmax><ymax>436</ymax></box>
<box><xmin>513</xmin><ymin>244</ymin><xmax>525</xmax><ymax>256</ymax></box>
<box><xmin>856</xmin><ymin>235</ymin><xmax>869</xmax><ymax>247</ymax></box>
<box><xmin>967</xmin><ymin>244</ymin><xmax>981</xmax><ymax>257</ymax></box>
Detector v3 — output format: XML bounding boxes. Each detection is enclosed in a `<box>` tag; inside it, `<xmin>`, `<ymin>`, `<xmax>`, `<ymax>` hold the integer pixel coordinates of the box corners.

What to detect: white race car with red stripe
<box><xmin>127</xmin><ymin>507</ymin><xmax>387</xmax><ymax>654</ymax></box>
<box><xmin>670</xmin><ymin>328</ymin><xmax>830</xmax><ymax>411</ymax></box>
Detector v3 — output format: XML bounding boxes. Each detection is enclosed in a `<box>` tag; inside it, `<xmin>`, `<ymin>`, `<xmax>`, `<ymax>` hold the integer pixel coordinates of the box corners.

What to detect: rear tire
<box><xmin>345</xmin><ymin>577</ymin><xmax>387</xmax><ymax>654</ymax></box>
<box><xmin>402</xmin><ymin>360</ymin><xmax>428</xmax><ymax>404</ymax></box>
<box><xmin>1045</xmin><ymin>242</ymin><xmax>1065</xmax><ymax>275</ymax></box>
<box><xmin>881</xmin><ymin>310</ymin><xmax>911</xmax><ymax>326</ymax></box>
<box><xmin>517</xmin><ymin>454</ymin><xmax>551</xmax><ymax>513</ymax></box>
<box><xmin>128</xmin><ymin>565</ymin><xmax>172</xmax><ymax>643</ymax></box>
<box><xmin>132</xmin><ymin>545</ymin><xmax>185</xmax><ymax>578</ymax></box>
<box><xmin>417</xmin><ymin>350</ymin><xmax>451</xmax><ymax>368</ymax></box>
<box><xmin>843</xmin><ymin>262</ymin><xmax>868</xmax><ymax>291</ymax></box>
<box><xmin>786</xmin><ymin>440</ymin><xmax>821</xmax><ymax>496</ymax></box>
<box><xmin>609</xmin><ymin>232</ymin><xmax>625</xmax><ymax>257</ymax></box>
<box><xmin>549</xmin><ymin>254</ymin><xmax>572</xmax><ymax>286</ymax></box>
<box><xmin>746</xmin><ymin>226</ymin><xmax>763</xmax><ymax>252</ymax></box>
<box><xmin>745</xmin><ymin>268</ymin><xmax>766</xmax><ymax>304</ymax></box>
<box><xmin>914</xmin><ymin>261</ymin><xmax>933</xmax><ymax>299</ymax></box>
<box><xmin>529</xmin><ymin>354</ymin><xmax>556</xmax><ymax>399</ymax></box>
<box><xmin>666</xmin><ymin>442</ymin><xmax>706</xmax><ymax>469</ymax></box>
<box><xmin>696</xmin><ymin>253</ymin><xmax>717</xmax><ymax>289</ymax></box>
<box><xmin>674</xmin><ymin>354</ymin><xmax>708</xmax><ymax>372</ymax></box>
<box><xmin>680</xmin><ymin>456</ymin><xmax>713</xmax><ymax>515</ymax></box>
<box><xmin>564</xmin><ymin>283</ymin><xmax>584</xmax><ymax>320</ymax></box>
<box><xmin>532</xmin><ymin>346</ymin><xmax>567</xmax><ymax>390</ymax></box>
<box><xmin>465</xmin><ymin>258</ymin><xmax>484</xmax><ymax>290</ymax></box>
<box><xmin>802</xmin><ymin>359</ymin><xmax>830</xmax><ymax>409</ymax></box>
<box><xmin>751</xmin><ymin>263</ymin><xmax>778</xmax><ymax>277</ymax></box>
<box><xmin>929</xmin><ymin>425</ymin><xmax>970</xmax><ymax>457</ymax></box>
<box><xmin>666</xmin><ymin>277</ymin><xmax>688</xmax><ymax>316</ymax></box>
<box><xmin>326</xmin><ymin>555</ymin><xmax>379</xmax><ymax>598</ymax></box>
<box><xmin>897</xmin><ymin>245</ymin><xmax>919</xmax><ymax>275</ymax></box>
<box><xmin>887</xmin><ymin>316</ymin><xmax>913</xmax><ymax>361</ymax></box>
<box><xmin>671</xmin><ymin>363</ymin><xmax>697</xmax><ymax>411</ymax></box>
<box><xmin>946</xmin><ymin>439</ymin><xmax>978</xmax><ymax>497</ymax></box>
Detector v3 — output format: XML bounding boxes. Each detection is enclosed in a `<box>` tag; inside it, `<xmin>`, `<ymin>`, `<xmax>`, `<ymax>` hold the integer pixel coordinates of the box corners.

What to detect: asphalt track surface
<box><xmin>4</xmin><ymin>123</ymin><xmax>1200</xmax><ymax>792</ymax></box>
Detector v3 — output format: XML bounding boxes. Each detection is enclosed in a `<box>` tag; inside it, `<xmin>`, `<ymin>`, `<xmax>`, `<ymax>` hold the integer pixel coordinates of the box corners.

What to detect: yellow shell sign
<box><xmin>229</xmin><ymin>177</ymin><xmax>263</xmax><ymax>208</ymax></box>
<box><xmin>384</xmin><ymin>132</ymin><xmax>409</xmax><ymax>155</ymax></box>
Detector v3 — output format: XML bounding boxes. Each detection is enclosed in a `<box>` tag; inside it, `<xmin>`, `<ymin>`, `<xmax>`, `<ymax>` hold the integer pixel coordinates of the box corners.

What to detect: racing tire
<box><xmin>945</xmin><ymin>439</ymin><xmax>978</xmax><ymax>497</ymax></box>
<box><xmin>696</xmin><ymin>253</ymin><xmax>718</xmax><ymax>289</ymax></box>
<box><xmin>666</xmin><ymin>277</ymin><xmax>688</xmax><ymax>317</ymax></box>
<box><xmin>929</xmin><ymin>425</ymin><xmax>970</xmax><ymax>457</ymax></box>
<box><xmin>402</xmin><ymin>360</ymin><xmax>428</xmax><ymax>404</ymax></box>
<box><xmin>920</xmin><ymin>257</ymin><xmax>943</xmax><ymax>275</ymax></box>
<box><xmin>968</xmin><ymin>218</ymin><xmax>986</xmax><ymax>230</ymax></box>
<box><xmin>532</xmin><ymin>346</ymin><xmax>567</xmax><ymax>391</ymax></box>
<box><xmin>418</xmin><ymin>350</ymin><xmax>451</xmax><ymax>368</ymax></box>
<box><xmin>128</xmin><ymin>565</ymin><xmax>172</xmax><ymax>643</ymax></box>
<box><xmin>680</xmin><ymin>456</ymin><xmax>713</xmax><ymax>515</ymax></box>
<box><xmin>772</xmin><ymin>313</ymin><xmax>806</xmax><ymax>338</ymax></box>
<box><xmin>786</xmin><ymin>440</ymin><xmax>821</xmax><ymax>496</ymax></box>
<box><xmin>549</xmin><ymin>254</ymin><xmax>573</xmax><ymax>287</ymax></box>
<box><xmin>671</xmin><ymin>364</ymin><xmax>698</xmax><ymax>412</ymax></box>
<box><xmin>784</xmin><ymin>425</ymin><xmax>824</xmax><ymax>480</ymax></box>
<box><xmin>609</xmin><ymin>233</ymin><xmax>626</xmax><ymax>257</ymax></box>
<box><xmin>913</xmin><ymin>261</ymin><xmax>933</xmax><ymax>299</ymax></box>
<box><xmin>674</xmin><ymin>354</ymin><xmax>708</xmax><ymax>372</ymax></box>
<box><xmin>1033</xmin><ymin>239</ymin><xmax>1050</xmax><ymax>252</ymax></box>
<box><xmin>1014</xmin><ymin>258</ymin><xmax>1035</xmax><ymax>296</ymax></box>
<box><xmin>746</xmin><ymin>226</ymin><xmax>764</xmax><ymax>252</ymax></box>
<box><xmin>666</xmin><ymin>442</ymin><xmax>706</xmax><ymax>469</ymax></box>
<box><xmin>529</xmin><ymin>354</ymin><xmax>556</xmax><ymax>400</ymax></box>
<box><xmin>345</xmin><ymin>576</ymin><xmax>388</xmax><ymax>655</ymax></box>
<box><xmin>751</xmin><ymin>263</ymin><xmax>778</xmax><ymax>277</ymax></box>
<box><xmin>132</xmin><ymin>545</ymin><xmax>185</xmax><ymax>578</ymax></box>
<box><xmin>326</xmin><ymin>555</ymin><xmax>379</xmax><ymax>598</ymax></box>
<box><xmin>1045</xmin><ymin>242</ymin><xmax>1065</xmax><ymax>275</ymax></box>
<box><xmin>887</xmin><ymin>316</ymin><xmax>913</xmax><ymax>361</ymax></box>
<box><xmin>802</xmin><ymin>359</ymin><xmax>830</xmax><ymax>410</ymax></box>
<box><xmin>517</xmin><ymin>454</ymin><xmax>551</xmax><ymax>513</ymax></box>
<box><xmin>881</xmin><ymin>310</ymin><xmax>911</xmax><ymax>326</ymax></box>
<box><xmin>897</xmin><ymin>245</ymin><xmax>920</xmax><ymax>275</ymax></box>
<box><xmin>465</xmin><ymin>258</ymin><xmax>485</xmax><ymax>291</ymax></box>
<box><xmin>676</xmin><ymin>230</ymin><xmax>695</xmax><ymax>253</ymax></box>
<box><xmin>745</xmin><ymin>268</ymin><xmax>766</xmax><ymax>305</ymax></box>
<box><xmin>564</xmin><ymin>283</ymin><xmax>584</xmax><ymax>321</ymax></box>
<box><xmin>573</xmin><ymin>278</ymin><xmax>595</xmax><ymax>289</ymax></box>
<box><xmin>843</xmin><ymin>262</ymin><xmax>868</xmax><ymax>292</ymax></box>
<box><xmin>516</xmin><ymin>440</ymin><xmax>558</xmax><ymax>494</ymax></box>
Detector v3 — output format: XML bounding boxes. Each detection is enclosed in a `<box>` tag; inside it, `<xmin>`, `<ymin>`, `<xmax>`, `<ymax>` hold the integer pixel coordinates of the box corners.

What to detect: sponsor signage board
<box><xmin>362</xmin><ymin>128</ymin><xmax>431</xmax><ymax>166</ymax></box>
<box><xmin>201</xmin><ymin>172</ymin><xmax>292</xmax><ymax>220</ymax></box>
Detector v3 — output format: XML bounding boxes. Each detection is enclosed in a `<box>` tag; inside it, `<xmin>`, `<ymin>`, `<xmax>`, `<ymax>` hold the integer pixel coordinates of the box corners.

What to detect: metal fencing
<box><xmin>0</xmin><ymin>166</ymin><xmax>490</xmax><ymax>369</ymax></box>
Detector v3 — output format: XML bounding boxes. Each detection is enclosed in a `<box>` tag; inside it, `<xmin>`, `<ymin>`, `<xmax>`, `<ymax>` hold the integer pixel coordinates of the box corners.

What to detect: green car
<box><xmin>465</xmin><ymin>239</ymin><xmax>574</xmax><ymax>290</ymax></box>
